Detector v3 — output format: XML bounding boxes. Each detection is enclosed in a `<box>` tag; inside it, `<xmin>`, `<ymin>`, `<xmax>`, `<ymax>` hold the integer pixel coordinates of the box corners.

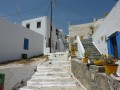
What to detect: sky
<box><xmin>0</xmin><ymin>0</ymin><xmax>117</xmax><ymax>34</ymax></box>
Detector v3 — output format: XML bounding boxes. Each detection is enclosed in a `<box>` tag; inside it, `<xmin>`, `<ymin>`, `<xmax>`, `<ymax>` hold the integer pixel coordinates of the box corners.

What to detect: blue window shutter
<box><xmin>107</xmin><ymin>38</ymin><xmax>114</xmax><ymax>56</ymax></box>
<box><xmin>116</xmin><ymin>32</ymin><xmax>120</xmax><ymax>59</ymax></box>
<box><xmin>24</xmin><ymin>38</ymin><xmax>29</xmax><ymax>50</ymax></box>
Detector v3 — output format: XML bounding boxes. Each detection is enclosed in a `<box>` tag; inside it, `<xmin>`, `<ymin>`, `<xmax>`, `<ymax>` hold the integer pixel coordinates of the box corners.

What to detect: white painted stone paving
<box><xmin>20</xmin><ymin>52</ymin><xmax>85</xmax><ymax>90</ymax></box>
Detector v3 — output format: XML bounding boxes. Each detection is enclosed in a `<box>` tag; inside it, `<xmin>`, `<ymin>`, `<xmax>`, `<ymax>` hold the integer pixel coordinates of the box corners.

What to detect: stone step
<box><xmin>27</xmin><ymin>78</ymin><xmax>76</xmax><ymax>83</ymax></box>
<box><xmin>37</xmin><ymin>63</ymin><xmax>70</xmax><ymax>68</ymax></box>
<box><xmin>34</xmin><ymin>71</ymin><xmax>68</xmax><ymax>75</ymax></box>
<box><xmin>31</xmin><ymin>74</ymin><xmax>71</xmax><ymax>80</ymax></box>
<box><xmin>20</xmin><ymin>86</ymin><xmax>82</xmax><ymax>90</ymax></box>
<box><xmin>37</xmin><ymin>67</ymin><xmax>70</xmax><ymax>72</ymax></box>
<box><xmin>36</xmin><ymin>68</ymin><xmax>66</xmax><ymax>73</ymax></box>
<box><xmin>84</xmin><ymin>48</ymin><xmax>97</xmax><ymax>51</ymax></box>
<box><xmin>40</xmin><ymin>61</ymin><xmax>70</xmax><ymax>65</ymax></box>
<box><xmin>36</xmin><ymin>69</ymin><xmax>68</xmax><ymax>73</ymax></box>
<box><xmin>27</xmin><ymin>81</ymin><xmax>77</xmax><ymax>87</ymax></box>
<box><xmin>48</xmin><ymin>58</ymin><xmax>68</xmax><ymax>60</ymax></box>
<box><xmin>34</xmin><ymin>72</ymin><xmax>70</xmax><ymax>76</ymax></box>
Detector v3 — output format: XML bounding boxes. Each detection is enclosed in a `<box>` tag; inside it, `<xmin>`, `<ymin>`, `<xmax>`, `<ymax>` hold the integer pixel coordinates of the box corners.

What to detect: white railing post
<box><xmin>75</xmin><ymin>36</ymin><xmax>85</xmax><ymax>58</ymax></box>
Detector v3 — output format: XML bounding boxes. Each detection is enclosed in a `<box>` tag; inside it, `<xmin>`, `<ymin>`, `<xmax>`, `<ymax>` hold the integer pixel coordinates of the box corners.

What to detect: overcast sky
<box><xmin>0</xmin><ymin>0</ymin><xmax>117</xmax><ymax>34</ymax></box>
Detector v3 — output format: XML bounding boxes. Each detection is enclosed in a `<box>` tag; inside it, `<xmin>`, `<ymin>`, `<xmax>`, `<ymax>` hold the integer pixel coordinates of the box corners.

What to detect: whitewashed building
<box><xmin>92</xmin><ymin>0</ymin><xmax>120</xmax><ymax>58</ymax></box>
<box><xmin>92</xmin><ymin>0</ymin><xmax>120</xmax><ymax>75</ymax></box>
<box><xmin>0</xmin><ymin>16</ymin><xmax>66</xmax><ymax>63</ymax></box>
<box><xmin>0</xmin><ymin>18</ymin><xmax>44</xmax><ymax>63</ymax></box>
<box><xmin>22</xmin><ymin>16</ymin><xmax>66</xmax><ymax>54</ymax></box>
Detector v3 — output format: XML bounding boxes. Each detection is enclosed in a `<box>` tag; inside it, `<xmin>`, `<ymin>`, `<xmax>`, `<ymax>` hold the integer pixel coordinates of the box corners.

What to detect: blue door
<box><xmin>116</xmin><ymin>32</ymin><xmax>120</xmax><ymax>59</ymax></box>
<box><xmin>107</xmin><ymin>38</ymin><xmax>114</xmax><ymax>56</ymax></box>
<box><xmin>108</xmin><ymin>31</ymin><xmax>120</xmax><ymax>59</ymax></box>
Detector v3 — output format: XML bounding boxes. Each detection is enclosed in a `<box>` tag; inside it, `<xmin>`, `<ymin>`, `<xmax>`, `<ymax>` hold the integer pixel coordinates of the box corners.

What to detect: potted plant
<box><xmin>71</xmin><ymin>44</ymin><xmax>76</xmax><ymax>55</ymax></box>
<box><xmin>82</xmin><ymin>52</ymin><xmax>89</xmax><ymax>63</ymax></box>
<box><xmin>102</xmin><ymin>54</ymin><xmax>118</xmax><ymax>75</ymax></box>
<box><xmin>94</xmin><ymin>58</ymin><xmax>104</xmax><ymax>66</ymax></box>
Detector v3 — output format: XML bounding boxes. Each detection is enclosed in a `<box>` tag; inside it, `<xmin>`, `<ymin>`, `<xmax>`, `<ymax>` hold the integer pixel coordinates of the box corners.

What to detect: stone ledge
<box><xmin>71</xmin><ymin>58</ymin><xmax>111</xmax><ymax>90</ymax></box>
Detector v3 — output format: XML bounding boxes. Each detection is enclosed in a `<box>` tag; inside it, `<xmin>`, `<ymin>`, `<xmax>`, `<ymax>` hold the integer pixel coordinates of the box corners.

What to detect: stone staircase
<box><xmin>81</xmin><ymin>39</ymin><xmax>101</xmax><ymax>61</ymax></box>
<box><xmin>19</xmin><ymin>52</ymin><xmax>84</xmax><ymax>90</ymax></box>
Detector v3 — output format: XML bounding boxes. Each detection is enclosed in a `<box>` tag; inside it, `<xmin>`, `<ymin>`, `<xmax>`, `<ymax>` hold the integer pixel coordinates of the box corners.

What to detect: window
<box><xmin>37</xmin><ymin>22</ymin><xmax>41</xmax><ymax>28</ymax></box>
<box><xmin>24</xmin><ymin>38</ymin><xmax>29</xmax><ymax>50</ymax></box>
<box><xmin>26</xmin><ymin>24</ymin><xmax>30</xmax><ymax>29</ymax></box>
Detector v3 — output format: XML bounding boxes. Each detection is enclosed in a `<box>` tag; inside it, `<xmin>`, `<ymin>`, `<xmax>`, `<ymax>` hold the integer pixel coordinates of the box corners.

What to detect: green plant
<box><xmin>89</xmin><ymin>26</ymin><xmax>94</xmax><ymax>35</ymax></box>
<box><xmin>84</xmin><ymin>52</ymin><xmax>89</xmax><ymax>58</ymax></box>
<box><xmin>101</xmin><ymin>54</ymin><xmax>117</xmax><ymax>65</ymax></box>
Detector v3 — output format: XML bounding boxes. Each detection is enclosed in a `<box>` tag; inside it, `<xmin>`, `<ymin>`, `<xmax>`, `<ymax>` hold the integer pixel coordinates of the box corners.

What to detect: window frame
<box><xmin>37</xmin><ymin>21</ymin><xmax>41</xmax><ymax>28</ymax></box>
<box><xmin>26</xmin><ymin>23</ymin><xmax>30</xmax><ymax>29</ymax></box>
<box><xmin>24</xmin><ymin>38</ymin><xmax>29</xmax><ymax>50</ymax></box>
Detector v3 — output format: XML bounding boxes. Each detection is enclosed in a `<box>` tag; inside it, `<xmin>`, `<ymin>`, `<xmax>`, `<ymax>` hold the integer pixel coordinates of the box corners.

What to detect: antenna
<box><xmin>16</xmin><ymin>1</ymin><xmax>21</xmax><ymax>23</ymax></box>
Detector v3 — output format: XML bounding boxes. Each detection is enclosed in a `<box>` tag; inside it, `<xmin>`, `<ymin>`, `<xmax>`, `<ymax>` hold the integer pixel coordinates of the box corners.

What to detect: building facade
<box><xmin>22</xmin><ymin>16</ymin><xmax>66</xmax><ymax>54</ymax></box>
<box><xmin>0</xmin><ymin>18</ymin><xmax>44</xmax><ymax>63</ymax></box>
<box><xmin>92</xmin><ymin>0</ymin><xmax>120</xmax><ymax>57</ymax></box>
<box><xmin>69</xmin><ymin>18</ymin><xmax>104</xmax><ymax>40</ymax></box>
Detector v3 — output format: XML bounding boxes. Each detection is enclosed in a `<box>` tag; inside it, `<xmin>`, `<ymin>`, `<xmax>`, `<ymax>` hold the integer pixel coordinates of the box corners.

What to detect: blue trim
<box><xmin>116</xmin><ymin>32</ymin><xmax>120</xmax><ymax>59</ymax></box>
<box><xmin>24</xmin><ymin>38</ymin><xmax>29</xmax><ymax>50</ymax></box>
<box><xmin>107</xmin><ymin>38</ymin><xmax>114</xmax><ymax>56</ymax></box>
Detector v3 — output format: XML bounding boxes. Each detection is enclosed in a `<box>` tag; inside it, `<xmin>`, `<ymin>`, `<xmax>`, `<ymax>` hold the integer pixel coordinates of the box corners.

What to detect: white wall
<box><xmin>0</xmin><ymin>18</ymin><xmax>44</xmax><ymax>62</ymax></box>
<box><xmin>22</xmin><ymin>16</ymin><xmax>64</xmax><ymax>53</ymax></box>
<box><xmin>22</xmin><ymin>16</ymin><xmax>47</xmax><ymax>54</ymax></box>
<box><xmin>92</xmin><ymin>1</ymin><xmax>120</xmax><ymax>54</ymax></box>
<box><xmin>22</xmin><ymin>16</ymin><xmax>58</xmax><ymax>53</ymax></box>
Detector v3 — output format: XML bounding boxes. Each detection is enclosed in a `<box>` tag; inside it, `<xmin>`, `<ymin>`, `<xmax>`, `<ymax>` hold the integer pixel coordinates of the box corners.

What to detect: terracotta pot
<box><xmin>82</xmin><ymin>58</ymin><xmax>88</xmax><ymax>63</ymax></box>
<box><xmin>104</xmin><ymin>64</ymin><xmax>118</xmax><ymax>75</ymax></box>
<box><xmin>94</xmin><ymin>60</ymin><xmax>104</xmax><ymax>66</ymax></box>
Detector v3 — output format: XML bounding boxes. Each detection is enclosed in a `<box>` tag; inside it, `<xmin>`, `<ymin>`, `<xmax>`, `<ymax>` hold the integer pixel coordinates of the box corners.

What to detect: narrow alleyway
<box><xmin>20</xmin><ymin>52</ymin><xmax>85</xmax><ymax>90</ymax></box>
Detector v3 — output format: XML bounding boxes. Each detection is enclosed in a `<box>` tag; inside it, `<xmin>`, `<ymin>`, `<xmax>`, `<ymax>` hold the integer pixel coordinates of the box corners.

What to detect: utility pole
<box><xmin>50</xmin><ymin>0</ymin><xmax>52</xmax><ymax>53</ymax></box>
<box><xmin>50</xmin><ymin>0</ymin><xmax>56</xmax><ymax>53</ymax></box>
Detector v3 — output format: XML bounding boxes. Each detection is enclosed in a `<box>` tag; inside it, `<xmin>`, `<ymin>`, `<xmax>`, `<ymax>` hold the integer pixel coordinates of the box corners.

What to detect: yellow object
<box><xmin>105</xmin><ymin>65</ymin><xmax>118</xmax><ymax>75</ymax></box>
<box><xmin>94</xmin><ymin>60</ymin><xmax>104</xmax><ymax>66</ymax></box>
<box><xmin>82</xmin><ymin>58</ymin><xmax>88</xmax><ymax>63</ymax></box>
<box><xmin>71</xmin><ymin>45</ymin><xmax>76</xmax><ymax>55</ymax></box>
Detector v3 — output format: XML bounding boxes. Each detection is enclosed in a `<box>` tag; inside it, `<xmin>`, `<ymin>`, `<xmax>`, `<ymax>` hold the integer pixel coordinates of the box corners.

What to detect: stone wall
<box><xmin>71</xmin><ymin>58</ymin><xmax>113</xmax><ymax>90</ymax></box>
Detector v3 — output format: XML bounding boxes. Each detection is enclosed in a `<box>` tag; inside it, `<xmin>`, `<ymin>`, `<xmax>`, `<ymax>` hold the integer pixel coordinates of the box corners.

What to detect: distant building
<box><xmin>69</xmin><ymin>18</ymin><xmax>104</xmax><ymax>40</ymax></box>
<box><xmin>22</xmin><ymin>16</ymin><xmax>66</xmax><ymax>54</ymax></box>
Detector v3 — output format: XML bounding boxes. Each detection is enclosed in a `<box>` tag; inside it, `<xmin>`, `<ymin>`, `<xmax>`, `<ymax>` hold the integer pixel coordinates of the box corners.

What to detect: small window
<box><xmin>26</xmin><ymin>24</ymin><xmax>30</xmax><ymax>29</ymax></box>
<box><xmin>24</xmin><ymin>38</ymin><xmax>29</xmax><ymax>50</ymax></box>
<box><xmin>37</xmin><ymin>22</ymin><xmax>41</xmax><ymax>28</ymax></box>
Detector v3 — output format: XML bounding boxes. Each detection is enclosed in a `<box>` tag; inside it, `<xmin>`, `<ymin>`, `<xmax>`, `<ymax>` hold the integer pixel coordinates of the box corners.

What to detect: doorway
<box><xmin>107</xmin><ymin>32</ymin><xmax>120</xmax><ymax>59</ymax></box>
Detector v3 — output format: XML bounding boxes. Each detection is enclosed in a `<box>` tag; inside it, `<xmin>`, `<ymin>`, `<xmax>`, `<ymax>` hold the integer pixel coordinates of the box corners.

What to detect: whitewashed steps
<box><xmin>31</xmin><ymin>74</ymin><xmax>71</xmax><ymax>80</ymax></box>
<box><xmin>27</xmin><ymin>78</ymin><xmax>76</xmax><ymax>83</ymax></box>
<box><xmin>20</xmin><ymin>86</ymin><xmax>82</xmax><ymax>90</ymax></box>
<box><xmin>27</xmin><ymin>81</ymin><xmax>77</xmax><ymax>87</ymax></box>
<box><xmin>19</xmin><ymin>52</ymin><xmax>84</xmax><ymax>90</ymax></box>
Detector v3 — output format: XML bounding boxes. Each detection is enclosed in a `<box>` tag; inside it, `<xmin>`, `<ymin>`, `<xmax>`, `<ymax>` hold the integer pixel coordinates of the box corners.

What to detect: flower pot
<box><xmin>82</xmin><ymin>58</ymin><xmax>88</xmax><ymax>63</ymax></box>
<box><xmin>71</xmin><ymin>45</ymin><xmax>76</xmax><ymax>55</ymax></box>
<box><xmin>104</xmin><ymin>64</ymin><xmax>118</xmax><ymax>75</ymax></box>
<box><xmin>94</xmin><ymin>60</ymin><xmax>104</xmax><ymax>66</ymax></box>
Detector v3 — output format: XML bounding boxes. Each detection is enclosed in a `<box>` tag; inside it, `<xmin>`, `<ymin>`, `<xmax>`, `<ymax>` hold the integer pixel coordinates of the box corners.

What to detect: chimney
<box><xmin>93</xmin><ymin>17</ymin><xmax>97</xmax><ymax>22</ymax></box>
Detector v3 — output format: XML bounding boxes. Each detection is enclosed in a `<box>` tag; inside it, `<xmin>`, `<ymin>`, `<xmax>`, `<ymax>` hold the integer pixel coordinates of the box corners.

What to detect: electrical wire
<box><xmin>46</xmin><ymin>1</ymin><xmax>51</xmax><ymax>16</ymax></box>
<box><xmin>0</xmin><ymin>0</ymin><xmax>49</xmax><ymax>18</ymax></box>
